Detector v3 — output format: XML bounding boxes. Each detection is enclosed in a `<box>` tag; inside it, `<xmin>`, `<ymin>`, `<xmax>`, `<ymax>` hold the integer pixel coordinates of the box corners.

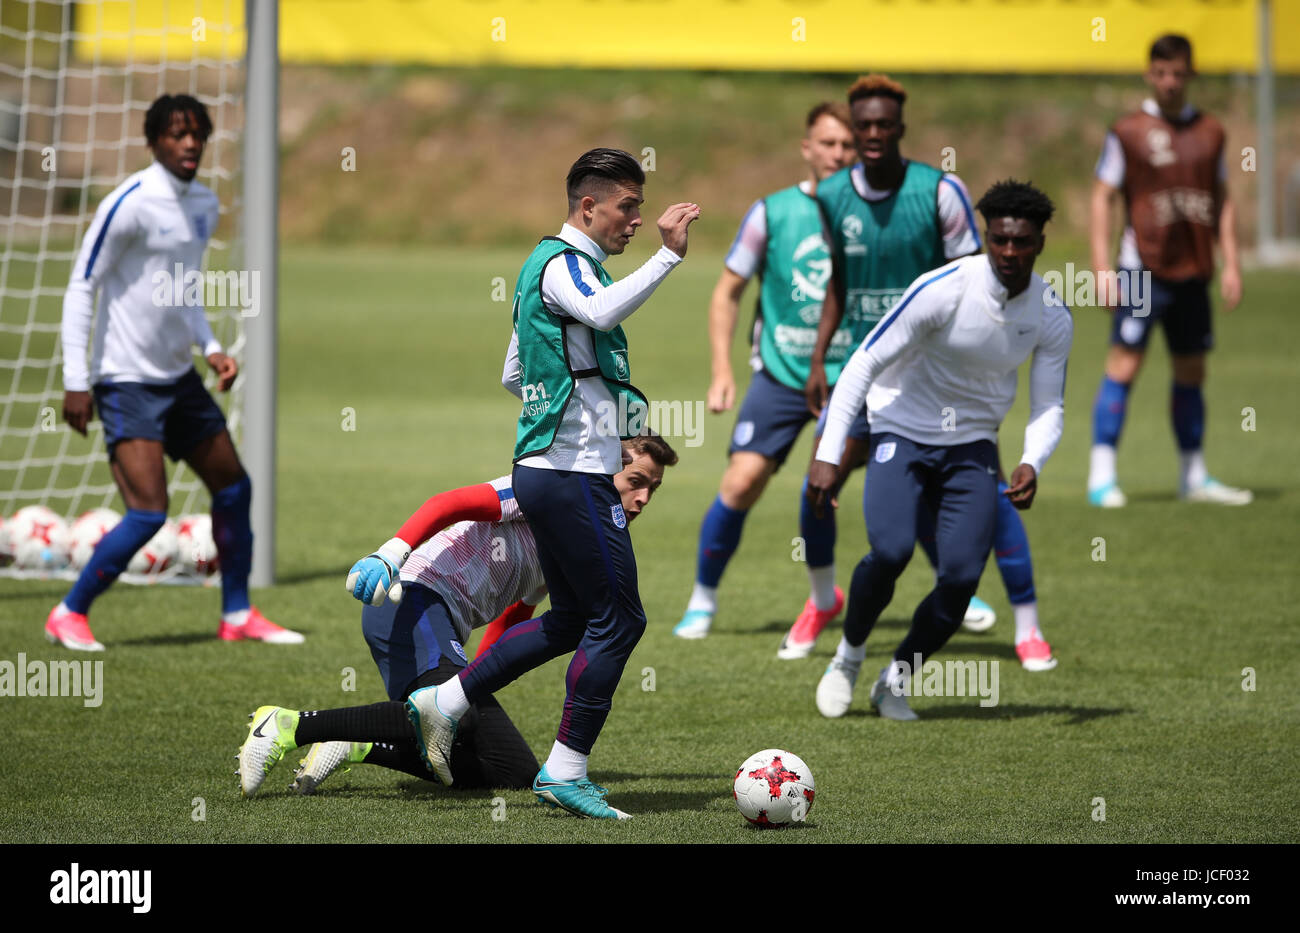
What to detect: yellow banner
<box><xmin>76</xmin><ymin>0</ymin><xmax>1300</xmax><ymax>73</ymax></box>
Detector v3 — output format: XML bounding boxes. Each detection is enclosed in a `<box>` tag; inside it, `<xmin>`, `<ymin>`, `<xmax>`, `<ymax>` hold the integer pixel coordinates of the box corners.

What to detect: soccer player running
<box><xmin>1086</xmin><ymin>34</ymin><xmax>1249</xmax><ymax>507</ymax></box>
<box><xmin>808</xmin><ymin>181</ymin><xmax>1073</xmax><ymax>721</ymax></box>
<box><xmin>793</xmin><ymin>75</ymin><xmax>1055</xmax><ymax>669</ymax></box>
<box><xmin>674</xmin><ymin>102</ymin><xmax>856</xmax><ymax>642</ymax></box>
<box><xmin>235</xmin><ymin>435</ymin><xmax>676</xmax><ymax>797</ymax></box>
<box><xmin>406</xmin><ymin>149</ymin><xmax>699</xmax><ymax>820</ymax></box>
<box><xmin>49</xmin><ymin>94</ymin><xmax>300</xmax><ymax>651</ymax></box>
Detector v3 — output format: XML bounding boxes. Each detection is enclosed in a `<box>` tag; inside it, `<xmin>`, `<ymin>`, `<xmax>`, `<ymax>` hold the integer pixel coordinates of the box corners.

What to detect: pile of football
<box><xmin>0</xmin><ymin>507</ymin><xmax>218</xmax><ymax>578</ymax></box>
<box><xmin>733</xmin><ymin>748</ymin><xmax>816</xmax><ymax>827</ymax></box>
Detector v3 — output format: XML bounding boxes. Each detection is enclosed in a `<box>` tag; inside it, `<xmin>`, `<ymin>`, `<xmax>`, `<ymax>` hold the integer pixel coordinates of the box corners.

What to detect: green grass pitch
<box><xmin>1</xmin><ymin>244</ymin><xmax>1297</xmax><ymax>843</ymax></box>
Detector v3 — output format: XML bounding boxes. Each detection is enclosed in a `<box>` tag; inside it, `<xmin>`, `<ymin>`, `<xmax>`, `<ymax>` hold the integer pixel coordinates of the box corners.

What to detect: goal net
<box><xmin>0</xmin><ymin>0</ymin><xmax>246</xmax><ymax>578</ymax></box>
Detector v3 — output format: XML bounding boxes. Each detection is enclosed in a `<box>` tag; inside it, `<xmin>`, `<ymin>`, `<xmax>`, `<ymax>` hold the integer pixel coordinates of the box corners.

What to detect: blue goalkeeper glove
<box><xmin>345</xmin><ymin>537</ymin><xmax>411</xmax><ymax>606</ymax></box>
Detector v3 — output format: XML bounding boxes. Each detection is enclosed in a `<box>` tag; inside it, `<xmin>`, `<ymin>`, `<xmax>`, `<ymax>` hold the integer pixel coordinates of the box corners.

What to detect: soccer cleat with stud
<box><xmin>44</xmin><ymin>605</ymin><xmax>104</xmax><ymax>651</ymax></box>
<box><xmin>532</xmin><ymin>766</ymin><xmax>632</xmax><ymax>820</ymax></box>
<box><xmin>869</xmin><ymin>674</ymin><xmax>920</xmax><ymax>721</ymax></box>
<box><xmin>1016</xmin><ymin>631</ymin><xmax>1058</xmax><ymax>672</ymax></box>
<box><xmin>238</xmin><ymin>705</ymin><xmax>300</xmax><ymax>798</ymax></box>
<box><xmin>961</xmin><ymin>595</ymin><xmax>997</xmax><ymax>633</ymax></box>
<box><xmin>405</xmin><ymin>685</ymin><xmax>458</xmax><ymax>786</ymax></box>
<box><xmin>1181</xmin><ymin>478</ymin><xmax>1252</xmax><ymax>506</ymax></box>
<box><xmin>815</xmin><ymin>657</ymin><xmax>860</xmax><ymax>718</ymax></box>
<box><xmin>218</xmin><ymin>606</ymin><xmax>305</xmax><ymax>644</ymax></box>
<box><xmin>673</xmin><ymin>609</ymin><xmax>713</xmax><ymax>640</ymax></box>
<box><xmin>777</xmin><ymin>587</ymin><xmax>844</xmax><ymax>660</ymax></box>
<box><xmin>292</xmin><ymin>741</ymin><xmax>372</xmax><ymax>795</ymax></box>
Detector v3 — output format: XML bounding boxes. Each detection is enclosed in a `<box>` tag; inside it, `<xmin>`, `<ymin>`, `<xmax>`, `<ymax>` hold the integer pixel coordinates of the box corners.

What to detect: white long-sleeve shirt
<box><xmin>503</xmin><ymin>222</ymin><xmax>682</xmax><ymax>474</ymax></box>
<box><xmin>61</xmin><ymin>160</ymin><xmax>222</xmax><ymax>391</ymax></box>
<box><xmin>816</xmin><ymin>254</ymin><xmax>1073</xmax><ymax>476</ymax></box>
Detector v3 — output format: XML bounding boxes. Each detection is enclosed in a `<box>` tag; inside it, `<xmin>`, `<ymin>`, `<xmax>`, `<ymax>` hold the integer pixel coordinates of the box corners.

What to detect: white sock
<box><xmin>1180</xmin><ymin>449</ymin><xmax>1208</xmax><ymax>491</ymax></box>
<box><xmin>544</xmin><ymin>741</ymin><xmax>588</xmax><ymax>782</ymax></box>
<box><xmin>1089</xmin><ymin>444</ymin><xmax>1117</xmax><ymax>490</ymax></box>
<box><xmin>433</xmin><ymin>676</ymin><xmax>470</xmax><ymax>720</ymax></box>
<box><xmin>882</xmin><ymin>658</ymin><xmax>910</xmax><ymax>692</ymax></box>
<box><xmin>686</xmin><ymin>583</ymin><xmax>717</xmax><ymax>614</ymax></box>
<box><xmin>808</xmin><ymin>565</ymin><xmax>837</xmax><ymax>611</ymax></box>
<box><xmin>223</xmin><ymin>608</ymin><xmax>250</xmax><ymax>627</ymax></box>
<box><xmin>56</xmin><ymin>601</ymin><xmax>72</xmax><ymax>616</ymax></box>
<box><xmin>833</xmin><ymin>636</ymin><xmax>865</xmax><ymax>667</ymax></box>
<box><xmin>1013</xmin><ymin>602</ymin><xmax>1042</xmax><ymax>644</ymax></box>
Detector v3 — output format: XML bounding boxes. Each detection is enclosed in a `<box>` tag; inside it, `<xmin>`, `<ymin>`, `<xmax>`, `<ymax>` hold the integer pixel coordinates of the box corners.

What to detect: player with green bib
<box><xmin>406</xmin><ymin>149</ymin><xmax>700</xmax><ymax>820</ymax></box>
<box><xmin>674</xmin><ymin>102</ymin><xmax>856</xmax><ymax>643</ymax></box>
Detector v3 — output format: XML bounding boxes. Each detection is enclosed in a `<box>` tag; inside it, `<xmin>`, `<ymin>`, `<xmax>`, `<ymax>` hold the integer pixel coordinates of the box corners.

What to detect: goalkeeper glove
<box><xmin>345</xmin><ymin>537</ymin><xmax>411</xmax><ymax>606</ymax></box>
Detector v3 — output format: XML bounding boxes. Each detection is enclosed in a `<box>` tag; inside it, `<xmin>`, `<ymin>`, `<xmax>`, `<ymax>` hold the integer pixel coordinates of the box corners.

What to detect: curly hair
<box><xmin>975</xmin><ymin>179</ymin><xmax>1055</xmax><ymax>231</ymax></box>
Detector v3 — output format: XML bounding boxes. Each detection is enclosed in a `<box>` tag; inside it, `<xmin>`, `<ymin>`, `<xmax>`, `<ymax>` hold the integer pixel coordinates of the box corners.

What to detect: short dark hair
<box><xmin>847</xmin><ymin>74</ymin><xmax>906</xmax><ymax>110</ymax></box>
<box><xmin>806</xmin><ymin>101</ymin><xmax>851</xmax><ymax>134</ymax></box>
<box><xmin>1150</xmin><ymin>34</ymin><xmax>1193</xmax><ymax>68</ymax></box>
<box><xmin>975</xmin><ymin>179</ymin><xmax>1055</xmax><ymax>231</ymax></box>
<box><xmin>144</xmin><ymin>94</ymin><xmax>212</xmax><ymax>145</ymax></box>
<box><xmin>565</xmin><ymin>148</ymin><xmax>645</xmax><ymax>212</ymax></box>
<box><xmin>622</xmin><ymin>430</ymin><xmax>678</xmax><ymax>468</ymax></box>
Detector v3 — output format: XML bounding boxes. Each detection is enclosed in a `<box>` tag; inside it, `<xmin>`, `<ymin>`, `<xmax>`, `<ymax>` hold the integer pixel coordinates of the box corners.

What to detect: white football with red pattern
<box><xmin>127</xmin><ymin>519</ymin><xmax>179</xmax><ymax>575</ymax></box>
<box><xmin>8</xmin><ymin>505</ymin><xmax>72</xmax><ymax>571</ymax></box>
<box><xmin>733</xmin><ymin>748</ymin><xmax>815</xmax><ymax>827</ymax></box>
<box><xmin>176</xmin><ymin>513</ymin><xmax>219</xmax><ymax>576</ymax></box>
<box><xmin>69</xmin><ymin>507</ymin><xmax>123</xmax><ymax>569</ymax></box>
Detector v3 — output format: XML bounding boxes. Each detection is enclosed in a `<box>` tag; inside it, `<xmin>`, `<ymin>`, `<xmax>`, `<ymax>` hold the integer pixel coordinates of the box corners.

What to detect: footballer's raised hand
<box><xmin>346</xmin><ymin>537</ymin><xmax>411</xmax><ymax>606</ymax></box>
<box><xmin>63</xmin><ymin>390</ymin><xmax>93</xmax><ymax>436</ymax></box>
<box><xmin>1004</xmin><ymin>463</ymin><xmax>1037</xmax><ymax>511</ymax></box>
<box><xmin>658</xmin><ymin>202</ymin><xmax>701</xmax><ymax>258</ymax></box>
<box><xmin>206</xmin><ymin>352</ymin><xmax>239</xmax><ymax>392</ymax></box>
<box><xmin>805</xmin><ymin>459</ymin><xmax>841</xmax><ymax>520</ymax></box>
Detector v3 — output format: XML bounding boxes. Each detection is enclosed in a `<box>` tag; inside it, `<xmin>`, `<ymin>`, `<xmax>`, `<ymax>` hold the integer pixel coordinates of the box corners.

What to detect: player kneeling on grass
<box><xmin>236</xmin><ymin>434</ymin><xmax>676</xmax><ymax>798</ymax></box>
<box><xmin>807</xmin><ymin>180</ymin><xmax>1073</xmax><ymax>721</ymax></box>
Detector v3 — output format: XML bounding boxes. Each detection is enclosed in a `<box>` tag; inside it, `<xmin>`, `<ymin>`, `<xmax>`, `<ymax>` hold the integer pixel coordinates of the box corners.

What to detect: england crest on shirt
<box><xmin>610</xmin><ymin>504</ymin><xmax>627</xmax><ymax>529</ymax></box>
<box><xmin>875</xmin><ymin>441</ymin><xmax>897</xmax><ymax>464</ymax></box>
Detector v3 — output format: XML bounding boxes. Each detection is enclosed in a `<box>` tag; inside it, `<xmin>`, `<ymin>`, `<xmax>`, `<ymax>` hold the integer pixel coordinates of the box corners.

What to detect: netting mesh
<box><xmin>0</xmin><ymin>0</ymin><xmax>246</xmax><ymax>576</ymax></box>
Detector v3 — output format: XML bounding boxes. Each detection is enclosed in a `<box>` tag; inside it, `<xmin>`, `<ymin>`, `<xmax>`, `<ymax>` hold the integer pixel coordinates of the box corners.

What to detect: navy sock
<box><xmin>64</xmin><ymin>508</ymin><xmax>165</xmax><ymax>615</ymax></box>
<box><xmin>1171</xmin><ymin>383</ymin><xmax>1205</xmax><ymax>451</ymax></box>
<box><xmin>992</xmin><ymin>482</ymin><xmax>1035</xmax><ymax>604</ymax></box>
<box><xmin>799</xmin><ymin>476</ymin><xmax>836</xmax><ymax>568</ymax></box>
<box><xmin>695</xmin><ymin>496</ymin><xmax>748</xmax><ymax>587</ymax></box>
<box><xmin>1092</xmin><ymin>375</ymin><xmax>1131</xmax><ymax>447</ymax></box>
<box><xmin>212</xmin><ymin>474</ymin><xmax>253</xmax><ymax>614</ymax></box>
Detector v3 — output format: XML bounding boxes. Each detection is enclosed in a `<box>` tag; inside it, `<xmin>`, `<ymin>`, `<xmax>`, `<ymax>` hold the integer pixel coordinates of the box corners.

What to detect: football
<box><xmin>7</xmin><ymin>505</ymin><xmax>72</xmax><ymax>571</ymax></box>
<box><xmin>69</xmin><ymin>507</ymin><xmax>123</xmax><ymax>569</ymax></box>
<box><xmin>127</xmin><ymin>519</ymin><xmax>179</xmax><ymax>576</ymax></box>
<box><xmin>733</xmin><ymin>748</ymin><xmax>816</xmax><ymax>827</ymax></box>
<box><xmin>176</xmin><ymin>513</ymin><xmax>219</xmax><ymax>576</ymax></box>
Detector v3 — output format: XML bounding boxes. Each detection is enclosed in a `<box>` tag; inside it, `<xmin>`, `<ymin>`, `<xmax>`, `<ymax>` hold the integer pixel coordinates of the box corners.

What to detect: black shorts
<box><xmin>1109</xmin><ymin>270</ymin><xmax>1213</xmax><ymax>356</ymax></box>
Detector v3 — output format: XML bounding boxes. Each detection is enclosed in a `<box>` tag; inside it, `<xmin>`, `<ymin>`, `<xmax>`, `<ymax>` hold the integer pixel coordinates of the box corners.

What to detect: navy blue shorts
<box><xmin>361</xmin><ymin>583</ymin><xmax>469</xmax><ymax>702</ymax></box>
<box><xmin>93</xmin><ymin>367</ymin><xmax>228</xmax><ymax>461</ymax></box>
<box><xmin>813</xmin><ymin>384</ymin><xmax>873</xmax><ymax>445</ymax></box>
<box><xmin>1110</xmin><ymin>270</ymin><xmax>1213</xmax><ymax>356</ymax></box>
<box><xmin>730</xmin><ymin>369</ymin><xmax>870</xmax><ymax>467</ymax></box>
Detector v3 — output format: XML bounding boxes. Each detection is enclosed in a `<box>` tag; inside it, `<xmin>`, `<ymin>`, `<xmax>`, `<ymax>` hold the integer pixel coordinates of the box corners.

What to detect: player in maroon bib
<box><xmin>1087</xmin><ymin>34</ymin><xmax>1249</xmax><ymax>507</ymax></box>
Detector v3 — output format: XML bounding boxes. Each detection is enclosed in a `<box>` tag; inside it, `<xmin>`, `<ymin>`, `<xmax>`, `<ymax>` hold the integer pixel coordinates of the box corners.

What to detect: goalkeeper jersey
<box><xmin>399</xmin><ymin>476</ymin><xmax>547</xmax><ymax>642</ymax></box>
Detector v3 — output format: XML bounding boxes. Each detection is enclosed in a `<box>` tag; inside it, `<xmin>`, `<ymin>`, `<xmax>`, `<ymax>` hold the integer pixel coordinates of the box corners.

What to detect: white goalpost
<box><xmin>0</xmin><ymin>0</ymin><xmax>276</xmax><ymax>583</ymax></box>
